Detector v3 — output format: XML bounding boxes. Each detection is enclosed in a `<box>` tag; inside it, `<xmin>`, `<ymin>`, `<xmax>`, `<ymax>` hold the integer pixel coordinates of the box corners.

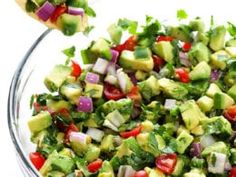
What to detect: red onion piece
<box><xmin>179</xmin><ymin>52</ymin><xmax>191</xmax><ymax>67</ymax></box>
<box><xmin>107</xmin><ymin>63</ymin><xmax>117</xmax><ymax>76</ymax></box>
<box><xmin>93</xmin><ymin>58</ymin><xmax>109</xmax><ymax>74</ymax></box>
<box><xmin>77</xmin><ymin>96</ymin><xmax>93</xmax><ymax>112</ymax></box>
<box><xmin>69</xmin><ymin>132</ymin><xmax>87</xmax><ymax>144</ymax></box>
<box><xmin>128</xmin><ymin>73</ymin><xmax>137</xmax><ymax>85</ymax></box>
<box><xmin>68</xmin><ymin>6</ymin><xmax>84</xmax><ymax>16</ymax></box>
<box><xmin>111</xmin><ymin>49</ymin><xmax>119</xmax><ymax>63</ymax></box>
<box><xmin>190</xmin><ymin>142</ymin><xmax>202</xmax><ymax>157</ymax></box>
<box><xmin>36</xmin><ymin>1</ymin><xmax>56</xmax><ymax>21</ymax></box>
<box><xmin>85</xmin><ymin>72</ymin><xmax>100</xmax><ymax>84</ymax></box>
<box><xmin>210</xmin><ymin>69</ymin><xmax>221</xmax><ymax>82</ymax></box>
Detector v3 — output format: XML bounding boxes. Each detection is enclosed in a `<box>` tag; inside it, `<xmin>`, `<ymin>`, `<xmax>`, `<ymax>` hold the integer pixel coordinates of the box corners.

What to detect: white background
<box><xmin>1</xmin><ymin>0</ymin><xmax>236</xmax><ymax>176</ymax></box>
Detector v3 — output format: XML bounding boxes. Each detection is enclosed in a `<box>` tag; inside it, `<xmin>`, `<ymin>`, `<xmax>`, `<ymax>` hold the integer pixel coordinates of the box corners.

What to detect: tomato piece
<box><xmin>71</xmin><ymin>60</ymin><xmax>82</xmax><ymax>78</ymax></box>
<box><xmin>104</xmin><ymin>82</ymin><xmax>125</xmax><ymax>100</ymax></box>
<box><xmin>64</xmin><ymin>123</ymin><xmax>79</xmax><ymax>143</ymax></box>
<box><xmin>112</xmin><ymin>36</ymin><xmax>137</xmax><ymax>53</ymax></box>
<box><xmin>182</xmin><ymin>42</ymin><xmax>192</xmax><ymax>52</ymax></box>
<box><xmin>133</xmin><ymin>170</ymin><xmax>148</xmax><ymax>177</ymax></box>
<box><xmin>224</xmin><ymin>105</ymin><xmax>236</xmax><ymax>122</ymax></box>
<box><xmin>127</xmin><ymin>86</ymin><xmax>142</xmax><ymax>105</ymax></box>
<box><xmin>152</xmin><ymin>55</ymin><xmax>166</xmax><ymax>71</ymax></box>
<box><xmin>120</xmin><ymin>125</ymin><xmax>142</xmax><ymax>138</ymax></box>
<box><xmin>155</xmin><ymin>153</ymin><xmax>177</xmax><ymax>175</ymax></box>
<box><xmin>157</xmin><ymin>35</ymin><xmax>174</xmax><ymax>42</ymax></box>
<box><xmin>29</xmin><ymin>152</ymin><xmax>46</xmax><ymax>170</ymax></box>
<box><xmin>50</xmin><ymin>5</ymin><xmax>68</xmax><ymax>23</ymax></box>
<box><xmin>58</xmin><ymin>108</ymin><xmax>70</xmax><ymax>118</ymax></box>
<box><xmin>87</xmin><ymin>159</ymin><xmax>103</xmax><ymax>173</ymax></box>
<box><xmin>33</xmin><ymin>102</ymin><xmax>48</xmax><ymax>113</ymax></box>
<box><xmin>175</xmin><ymin>68</ymin><xmax>190</xmax><ymax>83</ymax></box>
<box><xmin>229</xmin><ymin>167</ymin><xmax>236</xmax><ymax>177</ymax></box>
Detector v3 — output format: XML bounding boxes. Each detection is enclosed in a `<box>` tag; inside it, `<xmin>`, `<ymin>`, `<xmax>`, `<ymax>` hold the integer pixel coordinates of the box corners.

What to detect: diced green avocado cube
<box><xmin>226</xmin><ymin>39</ymin><xmax>236</xmax><ymax>47</ymax></box>
<box><xmin>46</xmin><ymin>171</ymin><xmax>65</xmax><ymax>177</ymax></box>
<box><xmin>206</xmin><ymin>83</ymin><xmax>222</xmax><ymax>98</ymax></box>
<box><xmin>85</xmin><ymin>83</ymin><xmax>104</xmax><ymax>98</ymax></box>
<box><xmin>85</xmin><ymin>145</ymin><xmax>101</xmax><ymax>162</ymax></box>
<box><xmin>228</xmin><ymin>84</ymin><xmax>236</xmax><ymax>101</ymax></box>
<box><xmin>60</xmin><ymin>83</ymin><xmax>82</xmax><ymax>104</ymax></box>
<box><xmin>214</xmin><ymin>92</ymin><xmax>234</xmax><ymax>109</ymax></box>
<box><xmin>47</xmin><ymin>100</ymin><xmax>70</xmax><ymax>112</ymax></box>
<box><xmin>191</xmin><ymin>125</ymin><xmax>204</xmax><ymax>136</ymax></box>
<box><xmin>189</xmin><ymin>61</ymin><xmax>211</xmax><ymax>81</ymax></box>
<box><xmin>210</xmin><ymin>50</ymin><xmax>230</xmax><ymax>70</ymax></box>
<box><xmin>197</xmin><ymin>96</ymin><xmax>214</xmax><ymax>112</ymax></box>
<box><xmin>28</xmin><ymin>111</ymin><xmax>52</xmax><ymax>133</ymax></box>
<box><xmin>117</xmin><ymin>69</ymin><xmax>133</xmax><ymax>93</ymax></box>
<box><xmin>135</xmin><ymin>70</ymin><xmax>148</xmax><ymax>81</ymax></box>
<box><xmin>105</xmin><ymin>110</ymin><xmax>125</xmax><ymax>127</ymax></box>
<box><xmin>167</xmin><ymin>25</ymin><xmax>192</xmax><ymax>42</ymax></box>
<box><xmin>180</xmin><ymin>100</ymin><xmax>206</xmax><ymax>130</ymax></box>
<box><xmin>172</xmin><ymin>157</ymin><xmax>185</xmax><ymax>176</ymax></box>
<box><xmin>34</xmin><ymin>0</ymin><xmax>46</xmax><ymax>6</ymax></box>
<box><xmin>119</xmin><ymin>50</ymin><xmax>154</xmax><ymax>72</ymax></box>
<box><xmin>196</xmin><ymin>32</ymin><xmax>209</xmax><ymax>45</ymax></box>
<box><xmin>107</xmin><ymin>23</ymin><xmax>122</xmax><ymax>44</ymax></box>
<box><xmin>225</xmin><ymin>47</ymin><xmax>236</xmax><ymax>57</ymax></box>
<box><xmin>145</xmin><ymin>167</ymin><xmax>165</xmax><ymax>177</ymax></box>
<box><xmin>138</xmin><ymin>76</ymin><xmax>160</xmax><ymax>101</ymax></box>
<box><xmin>176</xmin><ymin>131</ymin><xmax>194</xmax><ymax>154</ymax></box>
<box><xmin>59</xmin><ymin>148</ymin><xmax>73</xmax><ymax>158</ymax></box>
<box><xmin>57</xmin><ymin>14</ymin><xmax>82</xmax><ymax>36</ymax></box>
<box><xmin>90</xmin><ymin>38</ymin><xmax>112</xmax><ymax>60</ymax></box>
<box><xmin>189</xmin><ymin>18</ymin><xmax>205</xmax><ymax>32</ymax></box>
<box><xmin>158</xmin><ymin>78</ymin><xmax>188</xmax><ymax>100</ymax></box>
<box><xmin>191</xmin><ymin>157</ymin><xmax>206</xmax><ymax>169</ymax></box>
<box><xmin>224</xmin><ymin>71</ymin><xmax>236</xmax><ymax>86</ymax></box>
<box><xmin>184</xmin><ymin>169</ymin><xmax>206</xmax><ymax>177</ymax></box>
<box><xmin>209</xmin><ymin>25</ymin><xmax>226</xmax><ymax>51</ymax></box>
<box><xmin>51</xmin><ymin>155</ymin><xmax>75</xmax><ymax>174</ymax></box>
<box><xmin>98</xmin><ymin>161</ymin><xmax>115</xmax><ymax>177</ymax></box>
<box><xmin>152</xmin><ymin>41</ymin><xmax>174</xmax><ymax>63</ymax></box>
<box><xmin>202</xmin><ymin>141</ymin><xmax>229</xmax><ymax>157</ymax></box>
<box><xmin>230</xmin><ymin>148</ymin><xmax>236</xmax><ymax>165</ymax></box>
<box><xmin>70</xmin><ymin>136</ymin><xmax>91</xmax><ymax>156</ymax></box>
<box><xmin>207</xmin><ymin>152</ymin><xmax>226</xmax><ymax>174</ymax></box>
<box><xmin>100</xmin><ymin>135</ymin><xmax>114</xmax><ymax>152</ymax></box>
<box><xmin>44</xmin><ymin>65</ymin><xmax>72</xmax><ymax>92</ymax></box>
<box><xmin>188</xmin><ymin>42</ymin><xmax>210</xmax><ymax>65</ymax></box>
<box><xmin>141</xmin><ymin>120</ymin><xmax>154</xmax><ymax>132</ymax></box>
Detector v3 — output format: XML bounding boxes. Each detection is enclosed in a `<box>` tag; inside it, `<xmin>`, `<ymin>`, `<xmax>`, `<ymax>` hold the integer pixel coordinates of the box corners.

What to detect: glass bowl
<box><xmin>8</xmin><ymin>0</ymin><xmax>236</xmax><ymax>176</ymax></box>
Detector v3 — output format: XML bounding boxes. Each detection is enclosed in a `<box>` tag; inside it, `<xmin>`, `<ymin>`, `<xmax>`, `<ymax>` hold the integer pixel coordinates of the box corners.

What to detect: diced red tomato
<box><xmin>64</xmin><ymin>123</ymin><xmax>79</xmax><ymax>143</ymax></box>
<box><xmin>58</xmin><ymin>108</ymin><xmax>70</xmax><ymax>118</ymax></box>
<box><xmin>182</xmin><ymin>42</ymin><xmax>192</xmax><ymax>52</ymax></box>
<box><xmin>29</xmin><ymin>152</ymin><xmax>46</xmax><ymax>170</ymax></box>
<box><xmin>104</xmin><ymin>82</ymin><xmax>125</xmax><ymax>100</ymax></box>
<box><xmin>71</xmin><ymin>60</ymin><xmax>82</xmax><ymax>78</ymax></box>
<box><xmin>120</xmin><ymin>125</ymin><xmax>142</xmax><ymax>138</ymax></box>
<box><xmin>152</xmin><ymin>55</ymin><xmax>166</xmax><ymax>71</ymax></box>
<box><xmin>157</xmin><ymin>35</ymin><xmax>174</xmax><ymax>42</ymax></box>
<box><xmin>229</xmin><ymin>167</ymin><xmax>236</xmax><ymax>177</ymax></box>
<box><xmin>224</xmin><ymin>105</ymin><xmax>236</xmax><ymax>122</ymax></box>
<box><xmin>33</xmin><ymin>102</ymin><xmax>48</xmax><ymax>113</ymax></box>
<box><xmin>112</xmin><ymin>36</ymin><xmax>137</xmax><ymax>53</ymax></box>
<box><xmin>155</xmin><ymin>153</ymin><xmax>177</xmax><ymax>175</ymax></box>
<box><xmin>133</xmin><ymin>170</ymin><xmax>148</xmax><ymax>177</ymax></box>
<box><xmin>175</xmin><ymin>68</ymin><xmax>190</xmax><ymax>83</ymax></box>
<box><xmin>87</xmin><ymin>159</ymin><xmax>103</xmax><ymax>173</ymax></box>
<box><xmin>50</xmin><ymin>5</ymin><xmax>68</xmax><ymax>23</ymax></box>
<box><xmin>127</xmin><ymin>86</ymin><xmax>142</xmax><ymax>105</ymax></box>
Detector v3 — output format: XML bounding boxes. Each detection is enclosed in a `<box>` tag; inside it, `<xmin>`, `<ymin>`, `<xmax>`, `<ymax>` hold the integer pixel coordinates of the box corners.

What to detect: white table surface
<box><xmin>1</xmin><ymin>0</ymin><xmax>236</xmax><ymax>176</ymax></box>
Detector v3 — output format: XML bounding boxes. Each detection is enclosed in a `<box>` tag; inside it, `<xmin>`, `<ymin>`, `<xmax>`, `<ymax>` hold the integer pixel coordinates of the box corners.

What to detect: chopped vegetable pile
<box><xmin>28</xmin><ymin>13</ymin><xmax>236</xmax><ymax>177</ymax></box>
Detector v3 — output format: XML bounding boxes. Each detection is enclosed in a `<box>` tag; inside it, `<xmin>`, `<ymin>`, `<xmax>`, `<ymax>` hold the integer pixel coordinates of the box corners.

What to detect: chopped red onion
<box><xmin>93</xmin><ymin>58</ymin><xmax>109</xmax><ymax>74</ymax></box>
<box><xmin>107</xmin><ymin>63</ymin><xmax>117</xmax><ymax>76</ymax></box>
<box><xmin>128</xmin><ymin>73</ymin><xmax>137</xmax><ymax>85</ymax></box>
<box><xmin>77</xmin><ymin>96</ymin><xmax>93</xmax><ymax>112</ymax></box>
<box><xmin>86</xmin><ymin>128</ymin><xmax>104</xmax><ymax>142</ymax></box>
<box><xmin>36</xmin><ymin>1</ymin><xmax>56</xmax><ymax>21</ymax></box>
<box><xmin>111</xmin><ymin>49</ymin><xmax>119</xmax><ymax>63</ymax></box>
<box><xmin>85</xmin><ymin>72</ymin><xmax>100</xmax><ymax>84</ymax></box>
<box><xmin>164</xmin><ymin>99</ymin><xmax>176</xmax><ymax>110</ymax></box>
<box><xmin>69</xmin><ymin>132</ymin><xmax>88</xmax><ymax>144</ymax></box>
<box><xmin>190</xmin><ymin>142</ymin><xmax>202</xmax><ymax>157</ymax></box>
<box><xmin>211</xmin><ymin>69</ymin><xmax>221</xmax><ymax>82</ymax></box>
<box><xmin>179</xmin><ymin>52</ymin><xmax>191</xmax><ymax>67</ymax></box>
<box><xmin>68</xmin><ymin>6</ymin><xmax>84</xmax><ymax>16</ymax></box>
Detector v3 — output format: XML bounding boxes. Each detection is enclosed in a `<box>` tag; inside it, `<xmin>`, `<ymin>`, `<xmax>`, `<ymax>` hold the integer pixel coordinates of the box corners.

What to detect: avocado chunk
<box><xmin>207</xmin><ymin>152</ymin><xmax>226</xmax><ymax>174</ymax></box>
<box><xmin>117</xmin><ymin>68</ymin><xmax>133</xmax><ymax>94</ymax></box>
<box><xmin>206</xmin><ymin>83</ymin><xmax>222</xmax><ymax>98</ymax></box>
<box><xmin>214</xmin><ymin>92</ymin><xmax>234</xmax><ymax>109</ymax></box>
<box><xmin>189</xmin><ymin>61</ymin><xmax>211</xmax><ymax>81</ymax></box>
<box><xmin>225</xmin><ymin>47</ymin><xmax>236</xmax><ymax>57</ymax></box>
<box><xmin>90</xmin><ymin>38</ymin><xmax>112</xmax><ymax>60</ymax></box>
<box><xmin>202</xmin><ymin>141</ymin><xmax>229</xmax><ymax>157</ymax></box>
<box><xmin>209</xmin><ymin>25</ymin><xmax>226</xmax><ymax>51</ymax></box>
<box><xmin>196</xmin><ymin>32</ymin><xmax>209</xmax><ymax>45</ymax></box>
<box><xmin>188</xmin><ymin>42</ymin><xmax>210</xmax><ymax>65</ymax></box>
<box><xmin>180</xmin><ymin>100</ymin><xmax>206</xmax><ymax>130</ymax></box>
<box><xmin>28</xmin><ymin>111</ymin><xmax>52</xmax><ymax>133</ymax></box>
<box><xmin>119</xmin><ymin>50</ymin><xmax>154</xmax><ymax>72</ymax></box>
<box><xmin>85</xmin><ymin>145</ymin><xmax>101</xmax><ymax>162</ymax></box>
<box><xmin>172</xmin><ymin>157</ymin><xmax>185</xmax><ymax>176</ymax></box>
<box><xmin>47</xmin><ymin>100</ymin><xmax>70</xmax><ymax>112</ymax></box>
<box><xmin>66</xmin><ymin>0</ymin><xmax>87</xmax><ymax>8</ymax></box>
<box><xmin>158</xmin><ymin>78</ymin><xmax>188</xmax><ymax>100</ymax></box>
<box><xmin>107</xmin><ymin>23</ymin><xmax>122</xmax><ymax>44</ymax></box>
<box><xmin>176</xmin><ymin>131</ymin><xmax>194</xmax><ymax>154</ymax></box>
<box><xmin>145</xmin><ymin>167</ymin><xmax>165</xmax><ymax>177</ymax></box>
<box><xmin>46</xmin><ymin>171</ymin><xmax>65</xmax><ymax>177</ymax></box>
<box><xmin>189</xmin><ymin>18</ymin><xmax>205</xmax><ymax>32</ymax></box>
<box><xmin>152</xmin><ymin>41</ymin><xmax>174</xmax><ymax>63</ymax></box>
<box><xmin>98</xmin><ymin>161</ymin><xmax>115</xmax><ymax>177</ymax></box>
<box><xmin>226</xmin><ymin>39</ymin><xmax>236</xmax><ymax>47</ymax></box>
<box><xmin>57</xmin><ymin>14</ymin><xmax>82</xmax><ymax>36</ymax></box>
<box><xmin>44</xmin><ymin>65</ymin><xmax>72</xmax><ymax>92</ymax></box>
<box><xmin>210</xmin><ymin>50</ymin><xmax>230</xmax><ymax>70</ymax></box>
<box><xmin>184</xmin><ymin>169</ymin><xmax>206</xmax><ymax>177</ymax></box>
<box><xmin>138</xmin><ymin>76</ymin><xmax>160</xmax><ymax>101</ymax></box>
<box><xmin>197</xmin><ymin>96</ymin><xmax>214</xmax><ymax>112</ymax></box>
<box><xmin>100</xmin><ymin>135</ymin><xmax>115</xmax><ymax>152</ymax></box>
<box><xmin>60</xmin><ymin>83</ymin><xmax>82</xmax><ymax>104</ymax></box>
<box><xmin>224</xmin><ymin>71</ymin><xmax>236</xmax><ymax>86</ymax></box>
<box><xmin>85</xmin><ymin>83</ymin><xmax>104</xmax><ymax>98</ymax></box>
<box><xmin>167</xmin><ymin>25</ymin><xmax>192</xmax><ymax>42</ymax></box>
<box><xmin>228</xmin><ymin>84</ymin><xmax>236</xmax><ymax>101</ymax></box>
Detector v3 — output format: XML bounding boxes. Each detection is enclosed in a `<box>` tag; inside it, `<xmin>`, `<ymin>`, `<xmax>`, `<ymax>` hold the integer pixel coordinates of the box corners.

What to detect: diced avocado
<box><xmin>70</xmin><ymin>135</ymin><xmax>91</xmax><ymax>156</ymax></box>
<box><xmin>117</xmin><ymin>68</ymin><xmax>134</xmax><ymax>93</ymax></box>
<box><xmin>85</xmin><ymin>83</ymin><xmax>104</xmax><ymax>98</ymax></box>
<box><xmin>225</xmin><ymin>47</ymin><xmax>236</xmax><ymax>57</ymax></box>
<box><xmin>138</xmin><ymin>76</ymin><xmax>160</xmax><ymax>101</ymax></box>
<box><xmin>46</xmin><ymin>171</ymin><xmax>65</xmax><ymax>177</ymax></box>
<box><xmin>44</xmin><ymin>65</ymin><xmax>72</xmax><ymax>92</ymax></box>
<box><xmin>28</xmin><ymin>111</ymin><xmax>52</xmax><ymax>133</ymax></box>
<box><xmin>196</xmin><ymin>32</ymin><xmax>209</xmax><ymax>46</ymax></box>
<box><xmin>206</xmin><ymin>83</ymin><xmax>222</xmax><ymax>98</ymax></box>
<box><xmin>107</xmin><ymin>23</ymin><xmax>122</xmax><ymax>44</ymax></box>
<box><xmin>119</xmin><ymin>50</ymin><xmax>154</xmax><ymax>72</ymax></box>
<box><xmin>140</xmin><ymin>101</ymin><xmax>161</xmax><ymax>123</ymax></box>
<box><xmin>59</xmin><ymin>148</ymin><xmax>73</xmax><ymax>158</ymax></box>
<box><xmin>224</xmin><ymin>71</ymin><xmax>236</xmax><ymax>86</ymax></box>
<box><xmin>191</xmin><ymin>125</ymin><xmax>204</xmax><ymax>136</ymax></box>
<box><xmin>184</xmin><ymin>169</ymin><xmax>206</xmax><ymax>177</ymax></box>
<box><xmin>90</xmin><ymin>38</ymin><xmax>112</xmax><ymax>60</ymax></box>
<box><xmin>177</xmin><ymin>125</ymin><xmax>189</xmax><ymax>136</ymax></box>
<box><xmin>210</xmin><ymin>50</ymin><xmax>230</xmax><ymax>70</ymax></box>
<box><xmin>60</xmin><ymin>83</ymin><xmax>82</xmax><ymax>104</ymax></box>
<box><xmin>207</xmin><ymin>152</ymin><xmax>226</xmax><ymax>174</ymax></box>
<box><xmin>152</xmin><ymin>41</ymin><xmax>174</xmax><ymax>63</ymax></box>
<box><xmin>100</xmin><ymin>135</ymin><xmax>115</xmax><ymax>152</ymax></box>
<box><xmin>189</xmin><ymin>61</ymin><xmax>211</xmax><ymax>81</ymax></box>
<box><xmin>228</xmin><ymin>84</ymin><xmax>236</xmax><ymax>101</ymax></box>
<box><xmin>85</xmin><ymin>145</ymin><xmax>101</xmax><ymax>162</ymax></box>
<box><xmin>103</xmin><ymin>120</ymin><xmax>118</xmax><ymax>132</ymax></box>
<box><xmin>158</xmin><ymin>78</ymin><xmax>188</xmax><ymax>100</ymax></box>
<box><xmin>84</xmin><ymin>113</ymin><xmax>99</xmax><ymax>128</ymax></box>
<box><xmin>104</xmin><ymin>74</ymin><xmax>118</xmax><ymax>86</ymax></box>
<box><xmin>176</xmin><ymin>131</ymin><xmax>194</xmax><ymax>154</ymax></box>
<box><xmin>214</xmin><ymin>92</ymin><xmax>234</xmax><ymax>109</ymax></box>
<box><xmin>167</xmin><ymin>25</ymin><xmax>192</xmax><ymax>42</ymax></box>
<box><xmin>191</xmin><ymin>157</ymin><xmax>206</xmax><ymax>169</ymax></box>
<box><xmin>172</xmin><ymin>157</ymin><xmax>185</xmax><ymax>176</ymax></box>
<box><xmin>197</xmin><ymin>96</ymin><xmax>214</xmax><ymax>112</ymax></box>
<box><xmin>47</xmin><ymin>100</ymin><xmax>70</xmax><ymax>112</ymax></box>
<box><xmin>57</xmin><ymin>14</ymin><xmax>82</xmax><ymax>36</ymax></box>
<box><xmin>230</xmin><ymin>148</ymin><xmax>236</xmax><ymax>165</ymax></box>
<box><xmin>145</xmin><ymin>167</ymin><xmax>165</xmax><ymax>177</ymax></box>
<box><xmin>209</xmin><ymin>25</ymin><xmax>226</xmax><ymax>51</ymax></box>
<box><xmin>180</xmin><ymin>100</ymin><xmax>206</xmax><ymax>130</ymax></box>
<box><xmin>135</xmin><ymin>70</ymin><xmax>148</xmax><ymax>81</ymax></box>
<box><xmin>188</xmin><ymin>42</ymin><xmax>210</xmax><ymax>65</ymax></box>
<box><xmin>226</xmin><ymin>39</ymin><xmax>236</xmax><ymax>47</ymax></box>
<box><xmin>115</xmin><ymin>140</ymin><xmax>132</xmax><ymax>158</ymax></box>
<box><xmin>105</xmin><ymin>110</ymin><xmax>125</xmax><ymax>127</ymax></box>
<box><xmin>33</xmin><ymin>0</ymin><xmax>46</xmax><ymax>6</ymax></box>
<box><xmin>201</xmin><ymin>141</ymin><xmax>229</xmax><ymax>157</ymax></box>
<box><xmin>189</xmin><ymin>18</ymin><xmax>205</xmax><ymax>32</ymax></box>
<box><xmin>98</xmin><ymin>161</ymin><xmax>115</xmax><ymax>177</ymax></box>
<box><xmin>141</xmin><ymin>120</ymin><xmax>154</xmax><ymax>132</ymax></box>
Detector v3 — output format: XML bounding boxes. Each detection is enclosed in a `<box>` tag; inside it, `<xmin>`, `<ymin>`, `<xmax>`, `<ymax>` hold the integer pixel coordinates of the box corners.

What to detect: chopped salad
<box><xmin>28</xmin><ymin>14</ymin><xmax>236</xmax><ymax>177</ymax></box>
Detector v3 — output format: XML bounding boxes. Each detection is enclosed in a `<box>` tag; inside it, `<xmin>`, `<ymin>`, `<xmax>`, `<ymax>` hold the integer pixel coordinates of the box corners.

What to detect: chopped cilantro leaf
<box><xmin>118</xmin><ymin>18</ymin><xmax>138</xmax><ymax>34</ymax></box>
<box><xmin>227</xmin><ymin>22</ymin><xmax>236</xmax><ymax>38</ymax></box>
<box><xmin>26</xmin><ymin>0</ymin><xmax>37</xmax><ymax>12</ymax></box>
<box><xmin>83</xmin><ymin>25</ymin><xmax>95</xmax><ymax>36</ymax></box>
<box><xmin>85</xmin><ymin>6</ymin><xmax>96</xmax><ymax>17</ymax></box>
<box><xmin>63</xmin><ymin>46</ymin><xmax>76</xmax><ymax>65</ymax></box>
<box><xmin>177</xmin><ymin>9</ymin><xmax>188</xmax><ymax>21</ymax></box>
